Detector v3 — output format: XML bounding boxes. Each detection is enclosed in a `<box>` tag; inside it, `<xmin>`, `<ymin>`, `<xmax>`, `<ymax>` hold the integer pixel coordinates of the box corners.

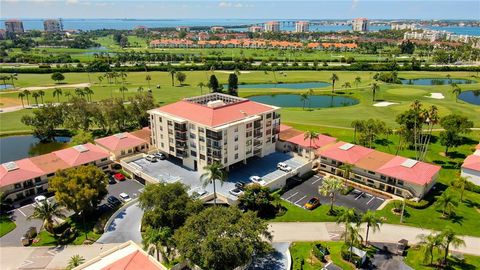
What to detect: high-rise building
<box><xmin>295</xmin><ymin>21</ymin><xmax>310</xmax><ymax>33</ymax></box>
<box><xmin>5</xmin><ymin>19</ymin><xmax>24</xmax><ymax>34</ymax></box>
<box><xmin>264</xmin><ymin>21</ymin><xmax>280</xmax><ymax>32</ymax></box>
<box><xmin>249</xmin><ymin>26</ymin><xmax>263</xmax><ymax>33</ymax></box>
<box><xmin>210</xmin><ymin>26</ymin><xmax>225</xmax><ymax>33</ymax></box>
<box><xmin>43</xmin><ymin>19</ymin><xmax>63</xmax><ymax>33</ymax></box>
<box><xmin>148</xmin><ymin>93</ymin><xmax>281</xmax><ymax>171</ymax></box>
<box><xmin>352</xmin><ymin>18</ymin><xmax>369</xmax><ymax>32</ymax></box>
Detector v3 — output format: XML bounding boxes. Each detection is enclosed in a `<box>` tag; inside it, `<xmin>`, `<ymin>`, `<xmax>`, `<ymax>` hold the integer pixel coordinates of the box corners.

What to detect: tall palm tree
<box><xmin>67</xmin><ymin>255</ymin><xmax>85</xmax><ymax>270</ymax></box>
<box><xmin>446</xmin><ymin>74</ymin><xmax>452</xmax><ymax>84</ymax></box>
<box><xmin>145</xmin><ymin>74</ymin><xmax>152</xmax><ymax>90</ymax></box>
<box><xmin>142</xmin><ymin>227</ymin><xmax>173</xmax><ymax>263</ymax></box>
<box><xmin>74</xmin><ymin>87</ymin><xmax>85</xmax><ymax>98</ymax></box>
<box><xmin>452</xmin><ymin>86</ymin><xmax>461</xmax><ymax>102</ymax></box>
<box><xmin>452</xmin><ymin>176</ymin><xmax>469</xmax><ymax>202</ymax></box>
<box><xmin>342</xmin><ymin>82</ymin><xmax>351</xmax><ymax>89</ymax></box>
<box><xmin>23</xmin><ymin>89</ymin><xmax>31</xmax><ymax>106</ymax></box>
<box><xmin>197</xmin><ymin>82</ymin><xmax>206</xmax><ymax>95</ymax></box>
<box><xmin>137</xmin><ymin>86</ymin><xmax>144</xmax><ymax>92</ymax></box>
<box><xmin>18</xmin><ymin>92</ymin><xmax>25</xmax><ymax>108</ymax></box>
<box><xmin>83</xmin><ymin>87</ymin><xmax>94</xmax><ymax>102</ymax></box>
<box><xmin>338</xmin><ymin>163</ymin><xmax>353</xmax><ymax>180</ymax></box>
<box><xmin>32</xmin><ymin>92</ymin><xmax>40</xmax><ymax>106</ymax></box>
<box><xmin>336</xmin><ymin>207</ymin><xmax>359</xmax><ymax>242</ymax></box>
<box><xmin>169</xmin><ymin>68</ymin><xmax>176</xmax><ymax>86</ymax></box>
<box><xmin>354</xmin><ymin>76</ymin><xmax>361</xmax><ymax>88</ymax></box>
<box><xmin>0</xmin><ymin>75</ymin><xmax>8</xmax><ymax>88</ymax></box>
<box><xmin>318</xmin><ymin>176</ymin><xmax>345</xmax><ymax>214</ymax></box>
<box><xmin>342</xmin><ymin>223</ymin><xmax>363</xmax><ymax>262</ymax></box>
<box><xmin>351</xmin><ymin>120</ymin><xmax>363</xmax><ymax>144</ymax></box>
<box><xmin>371</xmin><ymin>83</ymin><xmax>380</xmax><ymax>102</ymax></box>
<box><xmin>300</xmin><ymin>92</ymin><xmax>309</xmax><ymax>110</ymax></box>
<box><xmin>439</xmin><ymin>227</ymin><xmax>466</xmax><ymax>265</ymax></box>
<box><xmin>361</xmin><ymin>210</ymin><xmax>382</xmax><ymax>245</ymax></box>
<box><xmin>200</xmin><ymin>162</ymin><xmax>227</xmax><ymax>206</ymax></box>
<box><xmin>419</xmin><ymin>105</ymin><xmax>439</xmax><ymax>161</ymax></box>
<box><xmin>417</xmin><ymin>232</ymin><xmax>443</xmax><ymax>265</ymax></box>
<box><xmin>53</xmin><ymin>88</ymin><xmax>63</xmax><ymax>103</ymax></box>
<box><xmin>304</xmin><ymin>130</ymin><xmax>319</xmax><ymax>160</ymax></box>
<box><xmin>28</xmin><ymin>200</ymin><xmax>65</xmax><ymax>234</ymax></box>
<box><xmin>9</xmin><ymin>73</ymin><xmax>18</xmax><ymax>87</ymax></box>
<box><xmin>435</xmin><ymin>192</ymin><xmax>458</xmax><ymax>218</ymax></box>
<box><xmin>119</xmin><ymin>86</ymin><xmax>128</xmax><ymax>100</ymax></box>
<box><xmin>330</xmin><ymin>73</ymin><xmax>339</xmax><ymax>93</ymax></box>
<box><xmin>38</xmin><ymin>90</ymin><xmax>45</xmax><ymax>104</ymax></box>
<box><xmin>97</xmin><ymin>75</ymin><xmax>104</xmax><ymax>85</ymax></box>
<box><xmin>307</xmin><ymin>88</ymin><xmax>314</xmax><ymax>109</ymax></box>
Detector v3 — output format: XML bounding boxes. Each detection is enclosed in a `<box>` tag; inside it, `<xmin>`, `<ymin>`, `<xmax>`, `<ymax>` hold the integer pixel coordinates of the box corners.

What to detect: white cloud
<box><xmin>218</xmin><ymin>1</ymin><xmax>247</xmax><ymax>8</ymax></box>
<box><xmin>351</xmin><ymin>0</ymin><xmax>359</xmax><ymax>10</ymax></box>
<box><xmin>66</xmin><ymin>0</ymin><xmax>79</xmax><ymax>5</ymax></box>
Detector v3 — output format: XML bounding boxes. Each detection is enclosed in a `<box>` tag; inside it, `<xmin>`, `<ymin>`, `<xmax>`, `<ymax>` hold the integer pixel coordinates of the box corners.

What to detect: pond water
<box><xmin>0</xmin><ymin>135</ymin><xmax>71</xmax><ymax>163</ymax></box>
<box><xmin>400</xmin><ymin>78</ymin><xmax>475</xmax><ymax>86</ymax></box>
<box><xmin>248</xmin><ymin>94</ymin><xmax>358</xmax><ymax>108</ymax></box>
<box><xmin>458</xmin><ymin>90</ymin><xmax>480</xmax><ymax>105</ymax></box>
<box><xmin>0</xmin><ymin>84</ymin><xmax>14</xmax><ymax>90</ymax></box>
<box><xmin>226</xmin><ymin>81</ymin><xmax>331</xmax><ymax>89</ymax></box>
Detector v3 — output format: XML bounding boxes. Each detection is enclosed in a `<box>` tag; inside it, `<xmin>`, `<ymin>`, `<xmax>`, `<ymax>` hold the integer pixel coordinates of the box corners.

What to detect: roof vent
<box><xmin>73</xmin><ymin>145</ymin><xmax>89</xmax><ymax>153</ymax></box>
<box><xmin>114</xmin><ymin>133</ymin><xmax>127</xmax><ymax>139</ymax></box>
<box><xmin>240</xmin><ymin>110</ymin><xmax>248</xmax><ymax>116</ymax></box>
<box><xmin>401</xmin><ymin>158</ymin><xmax>418</xmax><ymax>168</ymax></box>
<box><xmin>2</xmin><ymin>161</ymin><xmax>19</xmax><ymax>172</ymax></box>
<box><xmin>339</xmin><ymin>143</ymin><xmax>354</xmax><ymax>151</ymax></box>
<box><xmin>206</xmin><ymin>100</ymin><xmax>226</xmax><ymax>108</ymax></box>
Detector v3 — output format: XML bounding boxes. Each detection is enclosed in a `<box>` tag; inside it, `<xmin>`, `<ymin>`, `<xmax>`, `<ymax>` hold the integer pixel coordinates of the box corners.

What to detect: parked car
<box><xmin>229</xmin><ymin>188</ymin><xmax>244</xmax><ymax>197</ymax></box>
<box><xmin>154</xmin><ymin>152</ymin><xmax>166</xmax><ymax>160</ymax></box>
<box><xmin>235</xmin><ymin>182</ymin><xmax>246</xmax><ymax>190</ymax></box>
<box><xmin>304</xmin><ymin>197</ymin><xmax>321</xmax><ymax>210</ymax></box>
<box><xmin>277</xmin><ymin>162</ymin><xmax>292</xmax><ymax>172</ymax></box>
<box><xmin>145</xmin><ymin>155</ymin><xmax>157</xmax><ymax>162</ymax></box>
<box><xmin>113</xmin><ymin>173</ymin><xmax>126</xmax><ymax>181</ymax></box>
<box><xmin>249</xmin><ymin>176</ymin><xmax>266</xmax><ymax>185</ymax></box>
<box><xmin>119</xmin><ymin>193</ymin><xmax>132</xmax><ymax>202</ymax></box>
<box><xmin>190</xmin><ymin>189</ymin><xmax>207</xmax><ymax>199</ymax></box>
<box><xmin>108</xmin><ymin>175</ymin><xmax>117</xmax><ymax>184</ymax></box>
<box><xmin>34</xmin><ymin>195</ymin><xmax>47</xmax><ymax>206</ymax></box>
<box><xmin>107</xmin><ymin>196</ymin><xmax>122</xmax><ymax>207</ymax></box>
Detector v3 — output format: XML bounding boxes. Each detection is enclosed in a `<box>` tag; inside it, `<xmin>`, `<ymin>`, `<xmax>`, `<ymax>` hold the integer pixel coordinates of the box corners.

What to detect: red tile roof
<box><xmin>95</xmin><ymin>133</ymin><xmax>147</xmax><ymax>152</ymax></box>
<box><xmin>462</xmin><ymin>153</ymin><xmax>480</xmax><ymax>172</ymax></box>
<box><xmin>376</xmin><ymin>156</ymin><xmax>441</xmax><ymax>185</ymax></box>
<box><xmin>101</xmin><ymin>251</ymin><xmax>163</xmax><ymax>270</ymax></box>
<box><xmin>286</xmin><ymin>133</ymin><xmax>337</xmax><ymax>149</ymax></box>
<box><xmin>29</xmin><ymin>153</ymin><xmax>70</xmax><ymax>175</ymax></box>
<box><xmin>279</xmin><ymin>124</ymin><xmax>293</xmax><ymax>132</ymax></box>
<box><xmin>318</xmin><ymin>141</ymin><xmax>374</xmax><ymax>164</ymax></box>
<box><xmin>0</xmin><ymin>159</ymin><xmax>44</xmax><ymax>187</ymax></box>
<box><xmin>53</xmin><ymin>143</ymin><xmax>110</xmax><ymax>167</ymax></box>
<box><xmin>154</xmin><ymin>99</ymin><xmax>276</xmax><ymax>127</ymax></box>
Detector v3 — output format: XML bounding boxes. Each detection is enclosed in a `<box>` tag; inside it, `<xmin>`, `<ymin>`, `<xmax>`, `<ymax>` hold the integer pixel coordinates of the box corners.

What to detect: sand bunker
<box><xmin>426</xmin><ymin>92</ymin><xmax>445</xmax><ymax>99</ymax></box>
<box><xmin>373</xmin><ymin>101</ymin><xmax>399</xmax><ymax>107</ymax></box>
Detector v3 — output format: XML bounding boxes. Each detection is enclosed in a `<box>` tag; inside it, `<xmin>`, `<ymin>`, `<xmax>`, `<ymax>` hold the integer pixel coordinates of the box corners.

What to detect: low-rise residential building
<box><xmin>391</xmin><ymin>22</ymin><xmax>417</xmax><ymax>30</ymax></box>
<box><xmin>461</xmin><ymin>143</ymin><xmax>480</xmax><ymax>186</ymax></box>
<box><xmin>0</xmin><ymin>143</ymin><xmax>111</xmax><ymax>202</ymax></box>
<box><xmin>282</xmin><ymin>132</ymin><xmax>337</xmax><ymax>159</ymax></box>
<box><xmin>210</xmin><ymin>26</ymin><xmax>225</xmax><ymax>33</ymax></box>
<box><xmin>148</xmin><ymin>93</ymin><xmax>280</xmax><ymax>171</ymax></box>
<box><xmin>95</xmin><ymin>131</ymin><xmax>150</xmax><ymax>160</ymax></box>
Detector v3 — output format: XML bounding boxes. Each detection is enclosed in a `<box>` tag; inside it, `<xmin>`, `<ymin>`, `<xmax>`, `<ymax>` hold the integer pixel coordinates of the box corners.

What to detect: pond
<box><xmin>248</xmin><ymin>94</ymin><xmax>358</xmax><ymax>108</ymax></box>
<box><xmin>225</xmin><ymin>81</ymin><xmax>331</xmax><ymax>89</ymax></box>
<box><xmin>458</xmin><ymin>90</ymin><xmax>480</xmax><ymax>105</ymax></box>
<box><xmin>0</xmin><ymin>135</ymin><xmax>71</xmax><ymax>163</ymax></box>
<box><xmin>400</xmin><ymin>78</ymin><xmax>475</xmax><ymax>86</ymax></box>
<box><xmin>0</xmin><ymin>84</ymin><xmax>14</xmax><ymax>91</ymax></box>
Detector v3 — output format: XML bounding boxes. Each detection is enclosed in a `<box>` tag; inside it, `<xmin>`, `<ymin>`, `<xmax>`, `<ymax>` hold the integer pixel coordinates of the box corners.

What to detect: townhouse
<box><xmin>461</xmin><ymin>143</ymin><xmax>480</xmax><ymax>186</ymax></box>
<box><xmin>95</xmin><ymin>128</ymin><xmax>151</xmax><ymax>160</ymax></box>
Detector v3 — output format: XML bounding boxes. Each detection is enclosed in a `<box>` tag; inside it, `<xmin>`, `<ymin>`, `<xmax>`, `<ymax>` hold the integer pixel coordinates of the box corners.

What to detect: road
<box><xmin>96</xmin><ymin>201</ymin><xmax>143</xmax><ymax>244</ymax></box>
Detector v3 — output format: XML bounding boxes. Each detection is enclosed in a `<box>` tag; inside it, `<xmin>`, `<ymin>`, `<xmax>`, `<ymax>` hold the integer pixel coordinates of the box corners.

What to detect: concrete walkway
<box><xmin>269</xmin><ymin>222</ymin><xmax>480</xmax><ymax>256</ymax></box>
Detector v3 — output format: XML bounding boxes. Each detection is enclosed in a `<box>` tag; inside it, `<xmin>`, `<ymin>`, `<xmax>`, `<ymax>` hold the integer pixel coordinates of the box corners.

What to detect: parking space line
<box><xmin>294</xmin><ymin>195</ymin><xmax>307</xmax><ymax>205</ymax></box>
<box><xmin>18</xmin><ymin>208</ymin><xmax>27</xmax><ymax>217</ymax></box>
<box><xmin>366</xmin><ymin>197</ymin><xmax>375</xmax><ymax>205</ymax></box>
<box><xmin>376</xmin><ymin>197</ymin><xmax>385</xmax><ymax>201</ymax></box>
<box><xmin>355</xmin><ymin>192</ymin><xmax>364</xmax><ymax>200</ymax></box>
<box><xmin>365</xmin><ymin>193</ymin><xmax>373</xmax><ymax>198</ymax></box>
<box><xmin>284</xmin><ymin>192</ymin><xmax>299</xmax><ymax>201</ymax></box>
<box><xmin>311</xmin><ymin>178</ymin><xmax>322</xmax><ymax>185</ymax></box>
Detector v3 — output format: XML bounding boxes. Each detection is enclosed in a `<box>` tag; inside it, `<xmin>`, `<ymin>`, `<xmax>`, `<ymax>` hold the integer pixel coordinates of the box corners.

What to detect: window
<box><xmin>190</xmin><ymin>150</ymin><xmax>197</xmax><ymax>157</ymax></box>
<box><xmin>246</xmin><ymin>131</ymin><xmax>252</xmax><ymax>137</ymax></box>
<box><xmin>397</xmin><ymin>180</ymin><xmax>404</xmax><ymax>186</ymax></box>
<box><xmin>200</xmin><ymin>154</ymin><xmax>205</xmax><ymax>160</ymax></box>
<box><xmin>169</xmin><ymin>146</ymin><xmax>175</xmax><ymax>152</ymax></box>
<box><xmin>169</xmin><ymin>138</ymin><xmax>174</xmax><ymax>143</ymax></box>
<box><xmin>235</xmin><ymin>153</ymin><xmax>239</xmax><ymax>159</ymax></box>
<box><xmin>190</xmin><ymin>142</ymin><xmax>196</xmax><ymax>148</ymax></box>
<box><xmin>368</xmin><ymin>171</ymin><xmax>376</xmax><ymax>175</ymax></box>
<box><xmin>189</xmin><ymin>123</ymin><xmax>196</xmax><ymax>130</ymax></box>
<box><xmin>161</xmin><ymin>143</ymin><xmax>164</xmax><ymax>148</ymax></box>
<box><xmin>321</xmin><ymin>156</ymin><xmax>327</xmax><ymax>160</ymax></box>
<box><xmin>246</xmin><ymin>123</ymin><xmax>252</xmax><ymax>129</ymax></box>
<box><xmin>199</xmin><ymin>127</ymin><xmax>205</xmax><ymax>133</ymax></box>
<box><xmin>380</xmin><ymin>175</ymin><xmax>386</xmax><ymax>180</ymax></box>
<box><xmin>224</xmin><ymin>157</ymin><xmax>228</xmax><ymax>163</ymax></box>
<box><xmin>266</xmin><ymin>113</ymin><xmax>272</xmax><ymax>118</ymax></box>
<box><xmin>158</xmin><ymin>117</ymin><xmax>162</xmax><ymax>122</ymax></box>
<box><xmin>234</xmin><ymin>127</ymin><xmax>238</xmax><ymax>132</ymax></box>
<box><xmin>235</xmin><ymin>145</ymin><xmax>239</xmax><ymax>150</ymax></box>
<box><xmin>167</xmin><ymin>121</ymin><xmax>172</xmax><ymax>126</ymax></box>
<box><xmin>47</xmin><ymin>173</ymin><xmax>54</xmax><ymax>177</ymax></box>
<box><xmin>35</xmin><ymin>178</ymin><xmax>41</xmax><ymax>183</ymax></box>
<box><xmin>121</xmin><ymin>150</ymin><xmax>125</xmax><ymax>155</ymax></box>
<box><xmin>234</xmin><ymin>135</ymin><xmax>239</xmax><ymax>142</ymax></box>
<box><xmin>14</xmin><ymin>183</ymin><xmax>21</xmax><ymax>189</ymax></box>
<box><xmin>332</xmin><ymin>160</ymin><xmax>337</xmax><ymax>165</ymax></box>
<box><xmin>190</xmin><ymin>133</ymin><xmax>196</xmax><ymax>139</ymax></box>
<box><xmin>367</xmin><ymin>179</ymin><xmax>374</xmax><ymax>184</ymax></box>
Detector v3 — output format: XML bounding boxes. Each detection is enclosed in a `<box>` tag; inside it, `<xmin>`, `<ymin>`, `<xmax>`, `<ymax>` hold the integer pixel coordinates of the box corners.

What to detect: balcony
<box><xmin>254</xmin><ymin>121</ymin><xmax>262</xmax><ymax>129</ymax></box>
<box><xmin>174</xmin><ymin>123</ymin><xmax>187</xmax><ymax>131</ymax></box>
<box><xmin>175</xmin><ymin>133</ymin><xmax>187</xmax><ymax>141</ymax></box>
<box><xmin>176</xmin><ymin>150</ymin><xmax>188</xmax><ymax>158</ymax></box>
<box><xmin>176</xmin><ymin>142</ymin><xmax>187</xmax><ymax>149</ymax></box>
<box><xmin>206</xmin><ymin>129</ymin><xmax>222</xmax><ymax>140</ymax></box>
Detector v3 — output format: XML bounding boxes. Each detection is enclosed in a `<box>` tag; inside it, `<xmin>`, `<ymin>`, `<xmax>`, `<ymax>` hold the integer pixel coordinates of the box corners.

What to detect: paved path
<box><xmin>269</xmin><ymin>222</ymin><xmax>480</xmax><ymax>256</ymax></box>
<box><xmin>96</xmin><ymin>201</ymin><xmax>143</xmax><ymax>244</ymax></box>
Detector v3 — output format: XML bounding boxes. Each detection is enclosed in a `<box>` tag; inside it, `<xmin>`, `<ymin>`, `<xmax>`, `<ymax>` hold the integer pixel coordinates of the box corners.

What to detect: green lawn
<box><xmin>0</xmin><ymin>215</ymin><xmax>16</xmax><ymax>237</ymax></box>
<box><xmin>405</xmin><ymin>244</ymin><xmax>480</xmax><ymax>270</ymax></box>
<box><xmin>290</xmin><ymin>241</ymin><xmax>355</xmax><ymax>270</ymax></box>
<box><xmin>271</xmin><ymin>201</ymin><xmax>338</xmax><ymax>222</ymax></box>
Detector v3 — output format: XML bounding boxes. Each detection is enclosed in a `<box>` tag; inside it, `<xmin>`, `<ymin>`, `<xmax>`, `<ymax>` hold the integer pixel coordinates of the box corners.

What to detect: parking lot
<box><xmin>281</xmin><ymin>175</ymin><xmax>385</xmax><ymax>212</ymax></box>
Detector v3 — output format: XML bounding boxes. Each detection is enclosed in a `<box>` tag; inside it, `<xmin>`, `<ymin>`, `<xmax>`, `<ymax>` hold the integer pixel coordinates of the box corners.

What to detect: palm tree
<box><xmin>200</xmin><ymin>162</ymin><xmax>227</xmax><ymax>206</ymax></box>
<box><xmin>304</xmin><ymin>130</ymin><xmax>319</xmax><ymax>160</ymax></box>
<box><xmin>351</xmin><ymin>120</ymin><xmax>363</xmax><ymax>144</ymax></box>
<box><xmin>145</xmin><ymin>74</ymin><xmax>152</xmax><ymax>90</ymax></box>
<box><xmin>38</xmin><ymin>90</ymin><xmax>45</xmax><ymax>104</ymax></box>
<box><xmin>336</xmin><ymin>207</ymin><xmax>359</xmax><ymax>242</ymax></box>
<box><xmin>197</xmin><ymin>82</ymin><xmax>206</xmax><ymax>95</ymax></box>
<box><xmin>0</xmin><ymin>75</ymin><xmax>8</xmax><ymax>88</ymax></box>
<box><xmin>361</xmin><ymin>210</ymin><xmax>382</xmax><ymax>245</ymax></box>
<box><xmin>330</xmin><ymin>73</ymin><xmax>339</xmax><ymax>93</ymax></box>
<box><xmin>338</xmin><ymin>163</ymin><xmax>353</xmax><ymax>180</ymax></box>
<box><xmin>419</xmin><ymin>105</ymin><xmax>439</xmax><ymax>161</ymax></box>
<box><xmin>28</xmin><ymin>200</ymin><xmax>65</xmax><ymax>234</ymax></box>
<box><xmin>53</xmin><ymin>88</ymin><xmax>63</xmax><ymax>103</ymax></box>
<box><xmin>300</xmin><ymin>92</ymin><xmax>309</xmax><ymax>110</ymax></box>
<box><xmin>371</xmin><ymin>83</ymin><xmax>380</xmax><ymax>102</ymax></box>
<box><xmin>142</xmin><ymin>227</ymin><xmax>173</xmax><ymax>263</ymax></box>
<box><xmin>342</xmin><ymin>223</ymin><xmax>363</xmax><ymax>262</ymax></box>
<box><xmin>83</xmin><ymin>87</ymin><xmax>94</xmax><ymax>102</ymax></box>
<box><xmin>18</xmin><ymin>92</ymin><xmax>25</xmax><ymax>108</ymax></box>
<box><xmin>342</xmin><ymin>82</ymin><xmax>351</xmax><ymax>89</ymax></box>
<box><xmin>169</xmin><ymin>68</ymin><xmax>176</xmax><ymax>86</ymax></box>
<box><xmin>417</xmin><ymin>232</ymin><xmax>443</xmax><ymax>265</ymax></box>
<box><xmin>74</xmin><ymin>87</ymin><xmax>85</xmax><ymax>98</ymax></box>
<box><xmin>452</xmin><ymin>176</ymin><xmax>469</xmax><ymax>202</ymax></box>
<box><xmin>67</xmin><ymin>254</ymin><xmax>85</xmax><ymax>270</ymax></box>
<box><xmin>446</xmin><ymin>74</ymin><xmax>452</xmax><ymax>84</ymax></box>
<box><xmin>307</xmin><ymin>88</ymin><xmax>314</xmax><ymax>109</ymax></box>
<box><xmin>435</xmin><ymin>192</ymin><xmax>458</xmax><ymax>218</ymax></box>
<box><xmin>452</xmin><ymin>86</ymin><xmax>461</xmax><ymax>102</ymax></box>
<box><xmin>354</xmin><ymin>76</ymin><xmax>361</xmax><ymax>88</ymax></box>
<box><xmin>32</xmin><ymin>92</ymin><xmax>40</xmax><ymax>106</ymax></box>
<box><xmin>9</xmin><ymin>73</ymin><xmax>18</xmax><ymax>87</ymax></box>
<box><xmin>119</xmin><ymin>86</ymin><xmax>128</xmax><ymax>100</ymax></box>
<box><xmin>439</xmin><ymin>227</ymin><xmax>465</xmax><ymax>265</ymax></box>
<box><xmin>97</xmin><ymin>75</ymin><xmax>104</xmax><ymax>85</ymax></box>
<box><xmin>137</xmin><ymin>86</ymin><xmax>144</xmax><ymax>92</ymax></box>
<box><xmin>23</xmin><ymin>89</ymin><xmax>31</xmax><ymax>106</ymax></box>
<box><xmin>318</xmin><ymin>176</ymin><xmax>346</xmax><ymax>214</ymax></box>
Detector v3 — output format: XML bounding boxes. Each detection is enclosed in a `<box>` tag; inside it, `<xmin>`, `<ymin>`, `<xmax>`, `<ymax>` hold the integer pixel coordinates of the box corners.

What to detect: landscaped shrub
<box><xmin>312</xmin><ymin>243</ymin><xmax>329</xmax><ymax>262</ymax></box>
<box><xmin>341</xmin><ymin>186</ymin><xmax>355</xmax><ymax>195</ymax></box>
<box><xmin>405</xmin><ymin>199</ymin><xmax>430</xmax><ymax>209</ymax></box>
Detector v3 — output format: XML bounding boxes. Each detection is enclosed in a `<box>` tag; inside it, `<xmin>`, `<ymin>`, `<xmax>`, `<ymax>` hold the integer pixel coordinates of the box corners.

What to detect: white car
<box><xmin>229</xmin><ymin>188</ymin><xmax>244</xmax><ymax>197</ymax></box>
<box><xmin>145</xmin><ymin>154</ymin><xmax>157</xmax><ymax>162</ymax></box>
<box><xmin>34</xmin><ymin>195</ymin><xmax>47</xmax><ymax>206</ymax></box>
<box><xmin>119</xmin><ymin>193</ymin><xmax>132</xmax><ymax>202</ymax></box>
<box><xmin>277</xmin><ymin>162</ymin><xmax>292</xmax><ymax>172</ymax></box>
<box><xmin>249</xmin><ymin>176</ymin><xmax>266</xmax><ymax>185</ymax></box>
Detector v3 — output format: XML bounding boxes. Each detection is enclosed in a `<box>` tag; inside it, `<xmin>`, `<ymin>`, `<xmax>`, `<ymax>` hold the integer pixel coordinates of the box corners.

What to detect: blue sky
<box><xmin>1</xmin><ymin>0</ymin><xmax>479</xmax><ymax>20</ymax></box>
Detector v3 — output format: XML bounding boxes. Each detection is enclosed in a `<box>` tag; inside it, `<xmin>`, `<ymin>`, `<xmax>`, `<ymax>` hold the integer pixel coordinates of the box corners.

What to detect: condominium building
<box><xmin>176</xmin><ymin>26</ymin><xmax>190</xmax><ymax>32</ymax></box>
<box><xmin>210</xmin><ymin>26</ymin><xmax>225</xmax><ymax>33</ymax></box>
<box><xmin>295</xmin><ymin>21</ymin><xmax>310</xmax><ymax>33</ymax></box>
<box><xmin>95</xmin><ymin>128</ymin><xmax>151</xmax><ymax>160</ymax></box>
<box><xmin>461</xmin><ymin>143</ymin><xmax>480</xmax><ymax>186</ymax></box>
<box><xmin>5</xmin><ymin>19</ymin><xmax>24</xmax><ymax>34</ymax></box>
<box><xmin>43</xmin><ymin>19</ymin><xmax>63</xmax><ymax>33</ymax></box>
<box><xmin>391</xmin><ymin>22</ymin><xmax>416</xmax><ymax>31</ymax></box>
<box><xmin>264</xmin><ymin>21</ymin><xmax>280</xmax><ymax>32</ymax></box>
<box><xmin>249</xmin><ymin>26</ymin><xmax>263</xmax><ymax>33</ymax></box>
<box><xmin>148</xmin><ymin>93</ymin><xmax>280</xmax><ymax>171</ymax></box>
<box><xmin>352</xmin><ymin>18</ymin><xmax>369</xmax><ymax>32</ymax></box>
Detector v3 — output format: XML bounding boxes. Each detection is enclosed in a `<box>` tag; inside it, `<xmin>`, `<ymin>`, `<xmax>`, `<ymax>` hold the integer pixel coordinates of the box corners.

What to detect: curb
<box><xmin>102</xmin><ymin>198</ymin><xmax>139</xmax><ymax>233</ymax></box>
